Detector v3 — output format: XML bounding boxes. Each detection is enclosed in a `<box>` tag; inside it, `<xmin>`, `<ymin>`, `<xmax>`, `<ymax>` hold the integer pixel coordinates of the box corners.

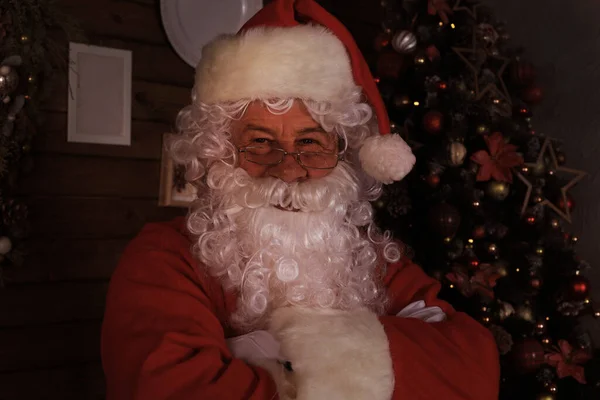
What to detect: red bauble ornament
<box><xmin>566</xmin><ymin>275</ymin><xmax>590</xmax><ymax>301</ymax></box>
<box><xmin>530</xmin><ymin>277</ymin><xmax>542</xmax><ymax>289</ymax></box>
<box><xmin>512</xmin><ymin>61</ymin><xmax>537</xmax><ymax>85</ymax></box>
<box><xmin>467</xmin><ymin>256</ymin><xmax>480</xmax><ymax>269</ymax></box>
<box><xmin>422</xmin><ymin>110</ymin><xmax>444</xmax><ymax>134</ymax></box>
<box><xmin>558</xmin><ymin>193</ymin><xmax>575</xmax><ymax>212</ymax></box>
<box><xmin>473</xmin><ymin>225</ymin><xmax>486</xmax><ymax>239</ymax></box>
<box><xmin>512</xmin><ymin>338</ymin><xmax>545</xmax><ymax>374</ymax></box>
<box><xmin>377</xmin><ymin>51</ymin><xmax>404</xmax><ymax>79</ymax></box>
<box><xmin>522</xmin><ymin>85</ymin><xmax>544</xmax><ymax>104</ymax></box>
<box><xmin>428</xmin><ymin>203</ymin><xmax>461</xmax><ymax>238</ymax></box>
<box><xmin>426</xmin><ymin>173</ymin><xmax>441</xmax><ymax>187</ymax></box>
<box><xmin>374</xmin><ymin>32</ymin><xmax>391</xmax><ymax>51</ymax></box>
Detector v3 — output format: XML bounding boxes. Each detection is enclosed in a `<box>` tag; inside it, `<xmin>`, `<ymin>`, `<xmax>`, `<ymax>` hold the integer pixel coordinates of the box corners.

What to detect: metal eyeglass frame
<box><xmin>238</xmin><ymin>146</ymin><xmax>345</xmax><ymax>170</ymax></box>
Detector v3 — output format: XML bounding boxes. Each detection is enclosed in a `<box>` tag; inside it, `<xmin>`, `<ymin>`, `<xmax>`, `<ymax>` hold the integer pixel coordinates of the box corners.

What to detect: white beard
<box><xmin>189</xmin><ymin>162</ymin><xmax>398</xmax><ymax>331</ymax></box>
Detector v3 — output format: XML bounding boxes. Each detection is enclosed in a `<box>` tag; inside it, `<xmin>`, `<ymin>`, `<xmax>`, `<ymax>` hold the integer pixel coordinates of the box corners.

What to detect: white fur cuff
<box><xmin>269</xmin><ymin>307</ymin><xmax>394</xmax><ymax>400</ymax></box>
<box><xmin>359</xmin><ymin>134</ymin><xmax>416</xmax><ymax>184</ymax></box>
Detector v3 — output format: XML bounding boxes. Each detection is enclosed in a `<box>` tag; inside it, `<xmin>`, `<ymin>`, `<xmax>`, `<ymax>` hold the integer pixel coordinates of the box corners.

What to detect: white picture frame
<box><xmin>68</xmin><ymin>42</ymin><xmax>132</xmax><ymax>145</ymax></box>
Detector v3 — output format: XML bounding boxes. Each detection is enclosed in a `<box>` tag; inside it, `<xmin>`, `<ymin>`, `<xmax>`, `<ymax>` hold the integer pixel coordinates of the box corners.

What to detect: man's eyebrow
<box><xmin>243</xmin><ymin>124</ymin><xmax>277</xmax><ymax>135</ymax></box>
<box><xmin>297</xmin><ymin>126</ymin><xmax>327</xmax><ymax>134</ymax></box>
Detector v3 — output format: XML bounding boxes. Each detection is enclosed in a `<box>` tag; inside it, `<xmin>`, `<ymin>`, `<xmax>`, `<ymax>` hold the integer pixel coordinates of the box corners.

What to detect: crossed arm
<box><xmin>101</xmin><ymin>222</ymin><xmax>499</xmax><ymax>399</ymax></box>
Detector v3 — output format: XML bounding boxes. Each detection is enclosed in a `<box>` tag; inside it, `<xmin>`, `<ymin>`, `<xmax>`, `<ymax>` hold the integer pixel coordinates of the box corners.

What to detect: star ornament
<box><xmin>452</xmin><ymin>46</ymin><xmax>512</xmax><ymax>116</ymax></box>
<box><xmin>517</xmin><ymin>137</ymin><xmax>586</xmax><ymax>222</ymax></box>
<box><xmin>471</xmin><ymin>132</ymin><xmax>524</xmax><ymax>182</ymax></box>
<box><xmin>545</xmin><ymin>340</ymin><xmax>591</xmax><ymax>384</ymax></box>
<box><xmin>452</xmin><ymin>0</ymin><xmax>482</xmax><ymax>20</ymax></box>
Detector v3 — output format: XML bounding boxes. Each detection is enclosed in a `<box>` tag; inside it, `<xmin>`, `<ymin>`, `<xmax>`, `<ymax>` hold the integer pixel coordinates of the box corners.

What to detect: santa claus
<box><xmin>101</xmin><ymin>1</ymin><xmax>500</xmax><ymax>399</ymax></box>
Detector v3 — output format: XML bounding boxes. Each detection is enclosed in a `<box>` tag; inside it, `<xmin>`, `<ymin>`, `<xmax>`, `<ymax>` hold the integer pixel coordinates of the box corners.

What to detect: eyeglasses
<box><xmin>238</xmin><ymin>146</ymin><xmax>343</xmax><ymax>170</ymax></box>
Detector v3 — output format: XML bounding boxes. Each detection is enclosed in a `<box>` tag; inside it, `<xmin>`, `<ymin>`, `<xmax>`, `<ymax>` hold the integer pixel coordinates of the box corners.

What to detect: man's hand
<box><xmin>269</xmin><ymin>306</ymin><xmax>394</xmax><ymax>400</ymax></box>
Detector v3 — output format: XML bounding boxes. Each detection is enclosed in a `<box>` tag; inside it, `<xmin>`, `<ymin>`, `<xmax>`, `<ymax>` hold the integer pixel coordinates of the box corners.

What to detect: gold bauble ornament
<box><xmin>448</xmin><ymin>141</ymin><xmax>467</xmax><ymax>166</ymax></box>
<box><xmin>0</xmin><ymin>236</ymin><xmax>12</xmax><ymax>255</ymax></box>
<box><xmin>516</xmin><ymin>304</ymin><xmax>534</xmax><ymax>322</ymax></box>
<box><xmin>531</xmin><ymin>162</ymin><xmax>546</xmax><ymax>176</ymax></box>
<box><xmin>536</xmin><ymin>392</ymin><xmax>555</xmax><ymax>400</ymax></box>
<box><xmin>486</xmin><ymin>181</ymin><xmax>510</xmax><ymax>201</ymax></box>
<box><xmin>0</xmin><ymin>67</ymin><xmax>19</xmax><ymax>97</ymax></box>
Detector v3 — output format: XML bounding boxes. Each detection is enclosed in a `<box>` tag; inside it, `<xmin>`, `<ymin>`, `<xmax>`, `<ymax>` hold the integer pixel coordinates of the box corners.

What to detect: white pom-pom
<box><xmin>358</xmin><ymin>134</ymin><xmax>416</xmax><ymax>184</ymax></box>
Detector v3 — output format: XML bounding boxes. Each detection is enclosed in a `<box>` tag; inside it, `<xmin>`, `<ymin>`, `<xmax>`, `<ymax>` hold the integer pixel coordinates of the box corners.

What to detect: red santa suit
<box><xmin>101</xmin><ymin>217</ymin><xmax>499</xmax><ymax>399</ymax></box>
<box><xmin>102</xmin><ymin>1</ymin><xmax>500</xmax><ymax>398</ymax></box>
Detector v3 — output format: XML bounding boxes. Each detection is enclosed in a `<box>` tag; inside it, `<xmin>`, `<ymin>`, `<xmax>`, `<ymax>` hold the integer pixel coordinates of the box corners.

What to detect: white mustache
<box><xmin>206</xmin><ymin>162</ymin><xmax>361</xmax><ymax>213</ymax></box>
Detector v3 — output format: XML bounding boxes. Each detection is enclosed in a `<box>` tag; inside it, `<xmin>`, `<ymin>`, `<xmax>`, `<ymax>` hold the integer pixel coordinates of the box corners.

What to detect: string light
<box><xmin>450</xmin><ymin>23</ymin><xmax>456</xmax><ymax>29</ymax></box>
<box><xmin>413</xmin><ymin>101</ymin><xmax>420</xmax><ymax>106</ymax></box>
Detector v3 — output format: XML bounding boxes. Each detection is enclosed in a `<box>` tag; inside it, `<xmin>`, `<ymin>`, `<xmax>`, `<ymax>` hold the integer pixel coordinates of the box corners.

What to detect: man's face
<box><xmin>231</xmin><ymin>101</ymin><xmax>338</xmax><ymax>183</ymax></box>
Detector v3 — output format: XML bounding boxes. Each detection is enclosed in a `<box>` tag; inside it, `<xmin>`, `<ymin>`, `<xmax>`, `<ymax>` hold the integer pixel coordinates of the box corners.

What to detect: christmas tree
<box><xmin>0</xmin><ymin>1</ymin><xmax>81</xmax><ymax>284</ymax></box>
<box><xmin>369</xmin><ymin>1</ymin><xmax>599</xmax><ymax>398</ymax></box>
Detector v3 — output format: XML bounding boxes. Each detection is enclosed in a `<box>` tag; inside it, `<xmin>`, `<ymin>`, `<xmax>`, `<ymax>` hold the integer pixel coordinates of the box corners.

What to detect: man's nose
<box><xmin>269</xmin><ymin>153</ymin><xmax>308</xmax><ymax>183</ymax></box>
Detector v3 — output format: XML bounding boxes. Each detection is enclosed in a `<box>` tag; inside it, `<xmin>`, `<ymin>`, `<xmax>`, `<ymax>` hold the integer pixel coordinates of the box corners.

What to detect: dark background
<box><xmin>0</xmin><ymin>0</ymin><xmax>597</xmax><ymax>398</ymax></box>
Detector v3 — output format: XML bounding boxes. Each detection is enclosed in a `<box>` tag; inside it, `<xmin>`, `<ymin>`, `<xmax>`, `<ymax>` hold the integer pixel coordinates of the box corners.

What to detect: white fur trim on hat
<box><xmin>359</xmin><ymin>134</ymin><xmax>416</xmax><ymax>184</ymax></box>
<box><xmin>194</xmin><ymin>25</ymin><xmax>358</xmax><ymax>104</ymax></box>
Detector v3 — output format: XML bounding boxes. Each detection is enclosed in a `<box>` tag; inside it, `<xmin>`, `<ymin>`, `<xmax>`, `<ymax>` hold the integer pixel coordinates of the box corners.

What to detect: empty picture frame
<box><xmin>68</xmin><ymin>42</ymin><xmax>132</xmax><ymax>145</ymax></box>
<box><xmin>159</xmin><ymin>133</ymin><xmax>198</xmax><ymax>207</ymax></box>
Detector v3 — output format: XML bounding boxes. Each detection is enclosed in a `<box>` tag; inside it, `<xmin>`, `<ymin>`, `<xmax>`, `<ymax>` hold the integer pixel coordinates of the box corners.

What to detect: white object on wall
<box><xmin>67</xmin><ymin>42</ymin><xmax>132</xmax><ymax>146</ymax></box>
<box><xmin>160</xmin><ymin>0</ymin><xmax>263</xmax><ymax>68</ymax></box>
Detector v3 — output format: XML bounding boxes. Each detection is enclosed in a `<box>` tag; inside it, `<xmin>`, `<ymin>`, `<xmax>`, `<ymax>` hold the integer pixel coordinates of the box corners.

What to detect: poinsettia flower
<box><xmin>471</xmin><ymin>132</ymin><xmax>524</xmax><ymax>182</ymax></box>
<box><xmin>446</xmin><ymin>263</ymin><xmax>501</xmax><ymax>300</ymax></box>
<box><xmin>428</xmin><ymin>0</ymin><xmax>452</xmax><ymax>24</ymax></box>
<box><xmin>545</xmin><ymin>340</ymin><xmax>592</xmax><ymax>384</ymax></box>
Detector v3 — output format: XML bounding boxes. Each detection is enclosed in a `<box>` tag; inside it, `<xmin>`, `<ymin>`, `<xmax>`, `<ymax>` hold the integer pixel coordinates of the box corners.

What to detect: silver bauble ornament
<box><xmin>392</xmin><ymin>30</ymin><xmax>417</xmax><ymax>54</ymax></box>
<box><xmin>0</xmin><ymin>68</ymin><xmax>19</xmax><ymax>97</ymax></box>
<box><xmin>448</xmin><ymin>141</ymin><xmax>467</xmax><ymax>166</ymax></box>
<box><xmin>0</xmin><ymin>236</ymin><xmax>12</xmax><ymax>255</ymax></box>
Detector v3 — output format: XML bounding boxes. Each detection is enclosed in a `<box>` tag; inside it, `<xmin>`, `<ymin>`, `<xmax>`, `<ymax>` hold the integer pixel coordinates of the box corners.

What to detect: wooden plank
<box><xmin>0</xmin><ymin>321</ymin><xmax>101</xmax><ymax>372</ymax></box>
<box><xmin>7</xmin><ymin>238</ymin><xmax>128</xmax><ymax>283</ymax></box>
<box><xmin>93</xmin><ymin>37</ymin><xmax>194</xmax><ymax>87</ymax></box>
<box><xmin>43</xmin><ymin>77</ymin><xmax>191</xmax><ymax>124</ymax></box>
<box><xmin>26</xmin><ymin>196</ymin><xmax>185</xmax><ymax>239</ymax></box>
<box><xmin>17</xmin><ymin>155</ymin><xmax>162</xmax><ymax>198</ymax></box>
<box><xmin>48</xmin><ymin>30</ymin><xmax>194</xmax><ymax>87</ymax></box>
<box><xmin>0</xmin><ymin>363</ymin><xmax>105</xmax><ymax>400</ymax></box>
<box><xmin>59</xmin><ymin>0</ymin><xmax>167</xmax><ymax>45</ymax></box>
<box><xmin>35</xmin><ymin>112</ymin><xmax>170</xmax><ymax>160</ymax></box>
<box><xmin>0</xmin><ymin>282</ymin><xmax>108</xmax><ymax>327</ymax></box>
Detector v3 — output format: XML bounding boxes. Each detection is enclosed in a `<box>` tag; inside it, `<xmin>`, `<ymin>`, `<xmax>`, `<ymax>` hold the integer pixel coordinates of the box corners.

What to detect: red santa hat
<box><xmin>194</xmin><ymin>0</ymin><xmax>415</xmax><ymax>184</ymax></box>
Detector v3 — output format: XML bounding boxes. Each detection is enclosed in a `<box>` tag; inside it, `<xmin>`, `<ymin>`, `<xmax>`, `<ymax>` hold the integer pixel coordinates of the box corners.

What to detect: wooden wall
<box><xmin>0</xmin><ymin>1</ymin><xmax>380</xmax><ymax>399</ymax></box>
<box><xmin>0</xmin><ymin>0</ymin><xmax>189</xmax><ymax>398</ymax></box>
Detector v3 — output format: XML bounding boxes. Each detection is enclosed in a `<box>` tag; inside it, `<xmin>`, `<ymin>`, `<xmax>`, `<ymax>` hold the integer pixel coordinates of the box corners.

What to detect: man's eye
<box><xmin>298</xmin><ymin>138</ymin><xmax>320</xmax><ymax>145</ymax></box>
<box><xmin>252</xmin><ymin>138</ymin><xmax>271</xmax><ymax>144</ymax></box>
